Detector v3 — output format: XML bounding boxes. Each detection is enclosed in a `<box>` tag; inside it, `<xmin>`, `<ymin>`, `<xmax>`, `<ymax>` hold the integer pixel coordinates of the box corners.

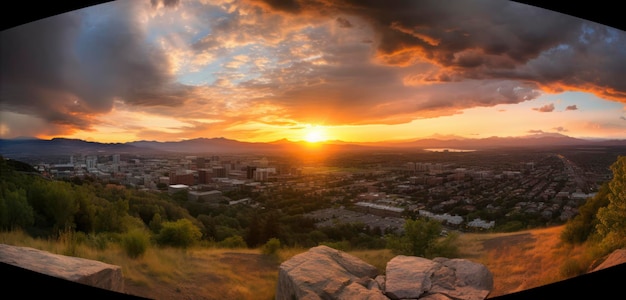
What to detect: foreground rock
<box><xmin>276</xmin><ymin>245</ymin><xmax>385</xmax><ymax>300</ymax></box>
<box><xmin>590</xmin><ymin>249</ymin><xmax>626</xmax><ymax>272</ymax></box>
<box><xmin>386</xmin><ymin>256</ymin><xmax>493</xmax><ymax>300</ymax></box>
<box><xmin>276</xmin><ymin>245</ymin><xmax>493</xmax><ymax>300</ymax></box>
<box><xmin>0</xmin><ymin>243</ymin><xmax>124</xmax><ymax>292</ymax></box>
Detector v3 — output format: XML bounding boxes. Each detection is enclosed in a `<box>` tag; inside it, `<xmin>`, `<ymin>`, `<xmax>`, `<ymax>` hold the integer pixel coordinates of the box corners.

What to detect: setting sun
<box><xmin>304</xmin><ymin>126</ymin><xmax>327</xmax><ymax>143</ymax></box>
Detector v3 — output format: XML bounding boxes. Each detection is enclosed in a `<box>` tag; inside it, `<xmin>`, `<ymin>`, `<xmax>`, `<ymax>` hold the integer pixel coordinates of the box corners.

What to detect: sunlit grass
<box><xmin>348</xmin><ymin>248</ymin><xmax>395</xmax><ymax>274</ymax></box>
<box><xmin>0</xmin><ymin>231</ymin><xmax>280</xmax><ymax>299</ymax></box>
<box><xmin>0</xmin><ymin>226</ymin><xmax>604</xmax><ymax>299</ymax></box>
<box><xmin>458</xmin><ymin>225</ymin><xmax>593</xmax><ymax>298</ymax></box>
<box><xmin>0</xmin><ymin>228</ymin><xmax>41</xmax><ymax>248</ymax></box>
<box><xmin>275</xmin><ymin>245</ymin><xmax>308</xmax><ymax>262</ymax></box>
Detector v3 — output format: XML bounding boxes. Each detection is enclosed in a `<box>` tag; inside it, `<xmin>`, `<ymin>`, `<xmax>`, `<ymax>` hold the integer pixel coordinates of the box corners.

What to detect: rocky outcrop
<box><xmin>385</xmin><ymin>256</ymin><xmax>493</xmax><ymax>300</ymax></box>
<box><xmin>590</xmin><ymin>249</ymin><xmax>626</xmax><ymax>272</ymax></box>
<box><xmin>276</xmin><ymin>245</ymin><xmax>385</xmax><ymax>300</ymax></box>
<box><xmin>276</xmin><ymin>245</ymin><xmax>493</xmax><ymax>300</ymax></box>
<box><xmin>0</xmin><ymin>243</ymin><xmax>124</xmax><ymax>293</ymax></box>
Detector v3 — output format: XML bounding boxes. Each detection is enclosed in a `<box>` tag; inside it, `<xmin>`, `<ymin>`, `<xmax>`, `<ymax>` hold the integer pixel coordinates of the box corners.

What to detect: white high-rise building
<box><xmin>86</xmin><ymin>156</ymin><xmax>97</xmax><ymax>170</ymax></box>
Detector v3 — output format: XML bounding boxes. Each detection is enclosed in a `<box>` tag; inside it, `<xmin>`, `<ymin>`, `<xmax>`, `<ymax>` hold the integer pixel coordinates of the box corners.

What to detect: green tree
<box><xmin>245</xmin><ymin>212</ymin><xmax>262</xmax><ymax>247</ymax></box>
<box><xmin>386</xmin><ymin>218</ymin><xmax>448</xmax><ymax>258</ymax></box>
<box><xmin>196</xmin><ymin>214</ymin><xmax>217</xmax><ymax>240</ymax></box>
<box><xmin>261</xmin><ymin>237</ymin><xmax>281</xmax><ymax>256</ymax></box>
<box><xmin>261</xmin><ymin>211</ymin><xmax>281</xmax><ymax>243</ymax></box>
<box><xmin>149</xmin><ymin>213</ymin><xmax>163</xmax><ymax>233</ymax></box>
<box><xmin>596</xmin><ymin>156</ymin><xmax>626</xmax><ymax>250</ymax></box>
<box><xmin>74</xmin><ymin>187</ymin><xmax>96</xmax><ymax>233</ymax></box>
<box><xmin>28</xmin><ymin>181</ymin><xmax>79</xmax><ymax>232</ymax></box>
<box><xmin>155</xmin><ymin>218</ymin><xmax>202</xmax><ymax>248</ymax></box>
<box><xmin>0</xmin><ymin>188</ymin><xmax>34</xmax><ymax>230</ymax></box>
<box><xmin>561</xmin><ymin>183</ymin><xmax>610</xmax><ymax>244</ymax></box>
<box><xmin>121</xmin><ymin>228</ymin><xmax>151</xmax><ymax>258</ymax></box>
<box><xmin>94</xmin><ymin>199</ymin><xmax>130</xmax><ymax>233</ymax></box>
<box><xmin>218</xmin><ymin>235</ymin><xmax>247</xmax><ymax>248</ymax></box>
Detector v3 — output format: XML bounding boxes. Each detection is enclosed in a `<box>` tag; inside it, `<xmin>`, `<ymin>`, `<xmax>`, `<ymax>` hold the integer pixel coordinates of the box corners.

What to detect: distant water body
<box><xmin>424</xmin><ymin>148</ymin><xmax>476</xmax><ymax>152</ymax></box>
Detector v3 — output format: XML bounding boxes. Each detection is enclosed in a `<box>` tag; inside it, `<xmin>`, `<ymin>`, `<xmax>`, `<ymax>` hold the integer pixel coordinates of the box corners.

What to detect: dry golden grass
<box><xmin>348</xmin><ymin>248</ymin><xmax>395</xmax><ymax>273</ymax></box>
<box><xmin>458</xmin><ymin>225</ymin><xmax>591</xmax><ymax>298</ymax></box>
<box><xmin>0</xmin><ymin>230</ymin><xmax>280</xmax><ymax>299</ymax></box>
<box><xmin>121</xmin><ymin>247</ymin><xmax>281</xmax><ymax>299</ymax></box>
<box><xmin>0</xmin><ymin>225</ymin><xmax>599</xmax><ymax>299</ymax></box>
<box><xmin>275</xmin><ymin>245</ymin><xmax>308</xmax><ymax>262</ymax></box>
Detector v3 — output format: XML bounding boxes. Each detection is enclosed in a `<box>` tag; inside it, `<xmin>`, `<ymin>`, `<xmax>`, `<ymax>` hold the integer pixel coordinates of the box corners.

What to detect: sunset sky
<box><xmin>1</xmin><ymin>0</ymin><xmax>625</xmax><ymax>143</ymax></box>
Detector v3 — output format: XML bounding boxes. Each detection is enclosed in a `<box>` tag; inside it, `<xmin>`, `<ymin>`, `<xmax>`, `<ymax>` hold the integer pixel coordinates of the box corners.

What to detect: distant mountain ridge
<box><xmin>1</xmin><ymin>133</ymin><xmax>625</xmax><ymax>158</ymax></box>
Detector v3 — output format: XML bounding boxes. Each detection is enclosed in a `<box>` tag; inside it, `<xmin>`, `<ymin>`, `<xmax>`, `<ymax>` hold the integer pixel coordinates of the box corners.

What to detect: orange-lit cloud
<box><xmin>1</xmin><ymin>0</ymin><xmax>625</xmax><ymax>142</ymax></box>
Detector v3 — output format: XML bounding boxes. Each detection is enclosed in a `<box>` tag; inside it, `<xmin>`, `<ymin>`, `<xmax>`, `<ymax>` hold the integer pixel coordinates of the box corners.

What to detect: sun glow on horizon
<box><xmin>303</xmin><ymin>125</ymin><xmax>328</xmax><ymax>143</ymax></box>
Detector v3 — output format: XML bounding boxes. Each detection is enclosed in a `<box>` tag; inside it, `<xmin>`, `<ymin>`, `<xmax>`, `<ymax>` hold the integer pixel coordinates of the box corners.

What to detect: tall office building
<box><xmin>246</xmin><ymin>166</ymin><xmax>257</xmax><ymax>179</ymax></box>
<box><xmin>86</xmin><ymin>156</ymin><xmax>97</xmax><ymax>170</ymax></box>
<box><xmin>196</xmin><ymin>157</ymin><xmax>206</xmax><ymax>169</ymax></box>
<box><xmin>198</xmin><ymin>169</ymin><xmax>211</xmax><ymax>184</ymax></box>
<box><xmin>213</xmin><ymin>166</ymin><xmax>226</xmax><ymax>178</ymax></box>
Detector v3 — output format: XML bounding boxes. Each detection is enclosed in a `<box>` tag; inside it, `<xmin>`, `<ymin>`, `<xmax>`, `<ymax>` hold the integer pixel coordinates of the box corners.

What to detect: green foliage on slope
<box><xmin>560</xmin><ymin>155</ymin><xmax>626</xmax><ymax>271</ymax></box>
<box><xmin>385</xmin><ymin>218</ymin><xmax>459</xmax><ymax>258</ymax></box>
<box><xmin>596</xmin><ymin>155</ymin><xmax>626</xmax><ymax>250</ymax></box>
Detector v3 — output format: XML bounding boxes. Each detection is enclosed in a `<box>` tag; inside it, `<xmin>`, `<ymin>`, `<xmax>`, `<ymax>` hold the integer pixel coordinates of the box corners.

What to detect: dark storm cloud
<box><xmin>565</xmin><ymin>105</ymin><xmax>578</xmax><ymax>111</ymax></box>
<box><xmin>253</xmin><ymin>0</ymin><xmax>580</xmax><ymax>64</ymax></box>
<box><xmin>250</xmin><ymin>0</ymin><xmax>626</xmax><ymax>104</ymax></box>
<box><xmin>0</xmin><ymin>1</ymin><xmax>191</xmax><ymax>130</ymax></box>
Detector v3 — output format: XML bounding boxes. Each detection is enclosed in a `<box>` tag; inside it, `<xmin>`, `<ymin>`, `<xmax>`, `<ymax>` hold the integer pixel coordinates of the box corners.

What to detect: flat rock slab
<box><xmin>0</xmin><ymin>243</ymin><xmax>124</xmax><ymax>292</ymax></box>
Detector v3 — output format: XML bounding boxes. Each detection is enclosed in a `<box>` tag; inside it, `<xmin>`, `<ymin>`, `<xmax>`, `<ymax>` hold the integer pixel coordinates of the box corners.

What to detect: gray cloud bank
<box><xmin>1</xmin><ymin>0</ymin><xmax>625</xmax><ymax>137</ymax></box>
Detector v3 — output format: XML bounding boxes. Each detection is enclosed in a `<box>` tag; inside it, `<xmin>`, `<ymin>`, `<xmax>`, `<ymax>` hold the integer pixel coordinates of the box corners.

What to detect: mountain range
<box><xmin>1</xmin><ymin>133</ymin><xmax>625</xmax><ymax>158</ymax></box>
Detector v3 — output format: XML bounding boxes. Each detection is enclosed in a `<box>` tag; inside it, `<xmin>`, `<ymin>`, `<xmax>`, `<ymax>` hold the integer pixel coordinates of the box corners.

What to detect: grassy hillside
<box><xmin>456</xmin><ymin>225</ymin><xmax>586</xmax><ymax>297</ymax></box>
<box><xmin>1</xmin><ymin>224</ymin><xmax>592</xmax><ymax>299</ymax></box>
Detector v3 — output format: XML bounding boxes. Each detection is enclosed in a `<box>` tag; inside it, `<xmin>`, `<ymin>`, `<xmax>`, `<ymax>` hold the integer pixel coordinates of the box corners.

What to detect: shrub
<box><xmin>386</xmin><ymin>218</ymin><xmax>445</xmax><ymax>258</ymax></box>
<box><xmin>121</xmin><ymin>229</ymin><xmax>150</xmax><ymax>258</ymax></box>
<box><xmin>261</xmin><ymin>238</ymin><xmax>281</xmax><ymax>256</ymax></box>
<box><xmin>560</xmin><ymin>258</ymin><xmax>585</xmax><ymax>278</ymax></box>
<box><xmin>218</xmin><ymin>235</ymin><xmax>247</xmax><ymax>249</ymax></box>
<box><xmin>85</xmin><ymin>233</ymin><xmax>110</xmax><ymax>250</ymax></box>
<box><xmin>155</xmin><ymin>218</ymin><xmax>202</xmax><ymax>248</ymax></box>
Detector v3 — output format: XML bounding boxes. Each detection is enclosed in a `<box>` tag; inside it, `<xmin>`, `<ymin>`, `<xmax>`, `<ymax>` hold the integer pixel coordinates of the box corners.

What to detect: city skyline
<box><xmin>1</xmin><ymin>0</ymin><xmax>625</xmax><ymax>144</ymax></box>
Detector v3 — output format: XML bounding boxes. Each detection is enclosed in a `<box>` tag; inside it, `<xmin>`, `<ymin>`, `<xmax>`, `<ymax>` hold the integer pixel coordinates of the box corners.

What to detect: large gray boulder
<box><xmin>275</xmin><ymin>245</ymin><xmax>493</xmax><ymax>300</ymax></box>
<box><xmin>276</xmin><ymin>245</ymin><xmax>386</xmax><ymax>300</ymax></box>
<box><xmin>384</xmin><ymin>255</ymin><xmax>438</xmax><ymax>299</ymax></box>
<box><xmin>385</xmin><ymin>256</ymin><xmax>492</xmax><ymax>300</ymax></box>
<box><xmin>0</xmin><ymin>243</ymin><xmax>124</xmax><ymax>292</ymax></box>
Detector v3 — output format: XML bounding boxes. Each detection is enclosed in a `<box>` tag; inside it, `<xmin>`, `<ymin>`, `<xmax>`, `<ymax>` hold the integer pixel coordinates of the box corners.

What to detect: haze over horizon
<box><xmin>2</xmin><ymin>131</ymin><xmax>621</xmax><ymax>145</ymax></box>
<box><xmin>1</xmin><ymin>0</ymin><xmax>625</xmax><ymax>144</ymax></box>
